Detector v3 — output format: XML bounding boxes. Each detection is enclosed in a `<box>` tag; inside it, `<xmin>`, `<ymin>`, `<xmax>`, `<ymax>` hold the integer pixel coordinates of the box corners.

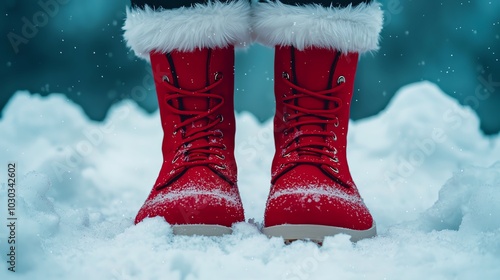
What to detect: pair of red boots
<box><xmin>124</xmin><ymin>0</ymin><xmax>383</xmax><ymax>242</ymax></box>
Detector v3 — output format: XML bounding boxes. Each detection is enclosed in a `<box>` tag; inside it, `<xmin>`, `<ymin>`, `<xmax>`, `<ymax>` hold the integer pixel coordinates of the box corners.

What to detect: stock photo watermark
<box><xmin>5</xmin><ymin>163</ymin><xmax>18</xmax><ymax>272</ymax></box>
<box><xmin>282</xmin><ymin>249</ymin><xmax>330</xmax><ymax>280</ymax></box>
<box><xmin>49</xmin><ymin>65</ymin><xmax>155</xmax><ymax>182</ymax></box>
<box><xmin>384</xmin><ymin>0</ymin><xmax>403</xmax><ymax>26</ymax></box>
<box><xmin>383</xmin><ymin>69</ymin><xmax>499</xmax><ymax>188</ymax></box>
<box><xmin>7</xmin><ymin>0</ymin><xmax>71</xmax><ymax>54</ymax></box>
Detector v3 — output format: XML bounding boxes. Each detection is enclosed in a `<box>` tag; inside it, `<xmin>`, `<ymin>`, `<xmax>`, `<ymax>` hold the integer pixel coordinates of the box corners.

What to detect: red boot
<box><xmin>253</xmin><ymin>1</ymin><xmax>383</xmax><ymax>242</ymax></box>
<box><xmin>123</xmin><ymin>0</ymin><xmax>251</xmax><ymax>235</ymax></box>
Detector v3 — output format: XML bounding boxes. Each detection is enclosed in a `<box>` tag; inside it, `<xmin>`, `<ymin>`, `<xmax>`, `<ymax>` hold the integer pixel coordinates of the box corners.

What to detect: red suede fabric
<box><xmin>135</xmin><ymin>47</ymin><xmax>244</xmax><ymax>227</ymax></box>
<box><xmin>265</xmin><ymin>46</ymin><xmax>374</xmax><ymax>230</ymax></box>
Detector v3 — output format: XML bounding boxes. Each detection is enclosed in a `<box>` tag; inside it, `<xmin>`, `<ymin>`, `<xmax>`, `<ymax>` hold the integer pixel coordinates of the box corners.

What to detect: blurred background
<box><xmin>1</xmin><ymin>0</ymin><xmax>499</xmax><ymax>134</ymax></box>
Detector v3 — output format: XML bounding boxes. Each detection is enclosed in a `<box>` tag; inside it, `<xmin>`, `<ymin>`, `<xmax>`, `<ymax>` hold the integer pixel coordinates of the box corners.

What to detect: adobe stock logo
<box><xmin>7</xmin><ymin>0</ymin><xmax>71</xmax><ymax>54</ymax></box>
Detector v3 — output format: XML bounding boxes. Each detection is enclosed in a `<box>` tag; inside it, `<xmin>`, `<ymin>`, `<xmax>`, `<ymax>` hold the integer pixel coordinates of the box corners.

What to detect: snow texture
<box><xmin>0</xmin><ymin>81</ymin><xmax>499</xmax><ymax>279</ymax></box>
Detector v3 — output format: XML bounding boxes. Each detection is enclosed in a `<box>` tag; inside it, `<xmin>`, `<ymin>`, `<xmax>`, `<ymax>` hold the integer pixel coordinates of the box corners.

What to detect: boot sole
<box><xmin>262</xmin><ymin>223</ymin><xmax>377</xmax><ymax>243</ymax></box>
<box><xmin>172</xmin><ymin>225</ymin><xmax>232</xmax><ymax>236</ymax></box>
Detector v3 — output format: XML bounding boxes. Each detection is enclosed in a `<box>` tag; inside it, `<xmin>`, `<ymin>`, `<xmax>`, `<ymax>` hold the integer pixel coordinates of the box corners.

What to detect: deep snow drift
<box><xmin>0</xmin><ymin>81</ymin><xmax>499</xmax><ymax>279</ymax></box>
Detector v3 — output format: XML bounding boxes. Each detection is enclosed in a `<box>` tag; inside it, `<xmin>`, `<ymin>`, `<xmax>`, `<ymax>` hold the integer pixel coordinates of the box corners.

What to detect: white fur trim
<box><xmin>252</xmin><ymin>1</ymin><xmax>383</xmax><ymax>53</ymax></box>
<box><xmin>123</xmin><ymin>0</ymin><xmax>252</xmax><ymax>59</ymax></box>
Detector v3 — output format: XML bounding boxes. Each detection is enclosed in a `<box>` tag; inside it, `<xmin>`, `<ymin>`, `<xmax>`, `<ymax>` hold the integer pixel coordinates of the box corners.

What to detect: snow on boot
<box><xmin>253</xmin><ymin>1</ymin><xmax>383</xmax><ymax>242</ymax></box>
<box><xmin>123</xmin><ymin>0</ymin><xmax>251</xmax><ymax>236</ymax></box>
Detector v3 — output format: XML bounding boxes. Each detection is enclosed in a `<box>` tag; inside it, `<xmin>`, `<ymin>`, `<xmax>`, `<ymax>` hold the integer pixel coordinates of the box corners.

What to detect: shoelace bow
<box><xmin>162</xmin><ymin>75</ymin><xmax>227</xmax><ymax>170</ymax></box>
<box><xmin>280</xmin><ymin>75</ymin><xmax>345</xmax><ymax>172</ymax></box>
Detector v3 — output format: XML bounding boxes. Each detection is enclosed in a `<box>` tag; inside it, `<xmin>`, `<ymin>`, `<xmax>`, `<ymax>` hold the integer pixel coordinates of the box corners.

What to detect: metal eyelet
<box><xmin>334</xmin><ymin>117</ymin><xmax>340</xmax><ymax>127</ymax></box>
<box><xmin>332</xmin><ymin>132</ymin><xmax>337</xmax><ymax>141</ymax></box>
<box><xmin>332</xmin><ymin>147</ymin><xmax>338</xmax><ymax>154</ymax></box>
<box><xmin>171</xmin><ymin>156</ymin><xmax>179</xmax><ymax>164</ymax></box>
<box><xmin>162</xmin><ymin>75</ymin><xmax>170</xmax><ymax>83</ymax></box>
<box><xmin>221</xmin><ymin>144</ymin><xmax>227</xmax><ymax>150</ymax></box>
<box><xmin>172</xmin><ymin>126</ymin><xmax>183</xmax><ymax>136</ymax></box>
<box><xmin>214</xmin><ymin>164</ymin><xmax>226</xmax><ymax>170</ymax></box>
<box><xmin>332</xmin><ymin>157</ymin><xmax>339</xmax><ymax>163</ymax></box>
<box><xmin>217</xmin><ymin>114</ymin><xmax>224</xmax><ymax>123</ymax></box>
<box><xmin>282</xmin><ymin>153</ymin><xmax>290</xmax><ymax>158</ymax></box>
<box><xmin>215</xmin><ymin>154</ymin><xmax>225</xmax><ymax>160</ymax></box>
<box><xmin>215</xmin><ymin>130</ymin><xmax>224</xmax><ymax>138</ymax></box>
<box><xmin>337</xmin><ymin>76</ymin><xmax>346</xmax><ymax>85</ymax></box>
<box><xmin>329</xmin><ymin>166</ymin><xmax>340</xmax><ymax>173</ymax></box>
<box><xmin>214</xmin><ymin>72</ymin><xmax>223</xmax><ymax>81</ymax></box>
<box><xmin>282</xmin><ymin>72</ymin><xmax>290</xmax><ymax>80</ymax></box>
<box><xmin>282</xmin><ymin>113</ymin><xmax>290</xmax><ymax>122</ymax></box>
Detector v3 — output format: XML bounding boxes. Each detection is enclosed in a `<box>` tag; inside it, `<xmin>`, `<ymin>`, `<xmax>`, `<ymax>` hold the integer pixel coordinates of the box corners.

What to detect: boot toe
<box><xmin>264</xmin><ymin>186</ymin><xmax>374</xmax><ymax>231</ymax></box>
<box><xmin>265</xmin><ymin>165</ymin><xmax>374</xmax><ymax>231</ymax></box>
<box><xmin>135</xmin><ymin>168</ymin><xmax>244</xmax><ymax>227</ymax></box>
<box><xmin>135</xmin><ymin>191</ymin><xmax>244</xmax><ymax>227</ymax></box>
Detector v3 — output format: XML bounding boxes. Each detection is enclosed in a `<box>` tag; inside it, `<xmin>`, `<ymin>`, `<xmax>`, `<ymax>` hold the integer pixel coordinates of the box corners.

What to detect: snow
<box><xmin>1</xmin><ymin>81</ymin><xmax>499</xmax><ymax>279</ymax></box>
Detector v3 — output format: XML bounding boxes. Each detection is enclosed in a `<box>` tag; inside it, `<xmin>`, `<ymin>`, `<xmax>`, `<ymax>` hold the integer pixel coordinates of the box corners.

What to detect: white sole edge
<box><xmin>172</xmin><ymin>225</ymin><xmax>232</xmax><ymax>236</ymax></box>
<box><xmin>262</xmin><ymin>223</ymin><xmax>377</xmax><ymax>243</ymax></box>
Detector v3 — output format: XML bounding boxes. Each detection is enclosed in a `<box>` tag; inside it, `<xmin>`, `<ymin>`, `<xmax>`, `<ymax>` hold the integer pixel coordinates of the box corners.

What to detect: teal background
<box><xmin>1</xmin><ymin>0</ymin><xmax>499</xmax><ymax>134</ymax></box>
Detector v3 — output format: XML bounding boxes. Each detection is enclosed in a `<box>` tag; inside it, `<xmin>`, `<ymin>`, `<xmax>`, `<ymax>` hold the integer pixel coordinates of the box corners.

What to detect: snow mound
<box><xmin>421</xmin><ymin>162</ymin><xmax>500</xmax><ymax>233</ymax></box>
<box><xmin>0</xmin><ymin>82</ymin><xmax>499</xmax><ymax>279</ymax></box>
